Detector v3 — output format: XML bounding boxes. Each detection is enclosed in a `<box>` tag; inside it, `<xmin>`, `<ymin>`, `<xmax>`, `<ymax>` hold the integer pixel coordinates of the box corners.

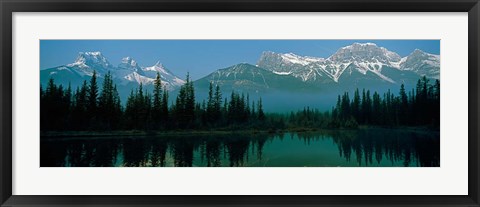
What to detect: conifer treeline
<box><xmin>40</xmin><ymin>71</ymin><xmax>266</xmax><ymax>131</ymax></box>
<box><xmin>40</xmin><ymin>71</ymin><xmax>440</xmax><ymax>131</ymax></box>
<box><xmin>330</xmin><ymin>76</ymin><xmax>440</xmax><ymax>127</ymax></box>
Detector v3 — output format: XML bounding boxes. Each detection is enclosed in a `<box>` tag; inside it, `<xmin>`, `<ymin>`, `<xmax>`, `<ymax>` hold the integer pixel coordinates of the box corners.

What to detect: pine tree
<box><xmin>365</xmin><ymin>90</ymin><xmax>372</xmax><ymax>124</ymax></box>
<box><xmin>352</xmin><ymin>88</ymin><xmax>360</xmax><ymax>121</ymax></box>
<box><xmin>98</xmin><ymin>71</ymin><xmax>115</xmax><ymax>129</ymax></box>
<box><xmin>152</xmin><ymin>72</ymin><xmax>163</xmax><ymax>126</ymax></box>
<box><xmin>213</xmin><ymin>84</ymin><xmax>222</xmax><ymax>122</ymax></box>
<box><xmin>399</xmin><ymin>83</ymin><xmax>408</xmax><ymax>125</ymax></box>
<box><xmin>257</xmin><ymin>98</ymin><xmax>265</xmax><ymax>121</ymax></box>
<box><xmin>125</xmin><ymin>89</ymin><xmax>136</xmax><ymax>129</ymax></box>
<box><xmin>185</xmin><ymin>73</ymin><xmax>196</xmax><ymax>128</ymax></box>
<box><xmin>112</xmin><ymin>85</ymin><xmax>122</xmax><ymax>129</ymax></box>
<box><xmin>161</xmin><ymin>88</ymin><xmax>169</xmax><ymax>127</ymax></box>
<box><xmin>87</xmin><ymin>70</ymin><xmax>99</xmax><ymax>125</ymax></box>
<box><xmin>72</xmin><ymin>81</ymin><xmax>88</xmax><ymax>129</ymax></box>
<box><xmin>360</xmin><ymin>89</ymin><xmax>366</xmax><ymax>123</ymax></box>
<box><xmin>335</xmin><ymin>95</ymin><xmax>342</xmax><ymax>120</ymax></box>
<box><xmin>175</xmin><ymin>73</ymin><xmax>195</xmax><ymax>128</ymax></box>
<box><xmin>372</xmin><ymin>92</ymin><xmax>381</xmax><ymax>125</ymax></box>
<box><xmin>245</xmin><ymin>94</ymin><xmax>250</xmax><ymax>120</ymax></box>
<box><xmin>206</xmin><ymin>82</ymin><xmax>214</xmax><ymax>123</ymax></box>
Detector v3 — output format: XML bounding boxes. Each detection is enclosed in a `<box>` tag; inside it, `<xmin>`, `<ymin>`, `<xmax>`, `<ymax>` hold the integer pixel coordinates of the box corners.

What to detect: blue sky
<box><xmin>40</xmin><ymin>40</ymin><xmax>440</xmax><ymax>80</ymax></box>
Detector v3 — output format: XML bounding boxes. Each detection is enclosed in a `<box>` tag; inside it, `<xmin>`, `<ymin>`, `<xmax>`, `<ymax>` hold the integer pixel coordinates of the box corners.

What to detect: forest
<box><xmin>40</xmin><ymin>71</ymin><xmax>440</xmax><ymax>132</ymax></box>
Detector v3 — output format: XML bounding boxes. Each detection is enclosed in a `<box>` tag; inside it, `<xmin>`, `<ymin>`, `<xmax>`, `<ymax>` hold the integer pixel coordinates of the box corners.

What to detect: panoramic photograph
<box><xmin>40</xmin><ymin>40</ymin><xmax>440</xmax><ymax>167</ymax></box>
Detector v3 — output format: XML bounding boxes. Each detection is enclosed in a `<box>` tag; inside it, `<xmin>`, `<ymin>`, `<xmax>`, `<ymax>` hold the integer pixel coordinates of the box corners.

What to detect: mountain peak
<box><xmin>143</xmin><ymin>61</ymin><xmax>170</xmax><ymax>74</ymax></box>
<box><xmin>411</xmin><ymin>49</ymin><xmax>426</xmax><ymax>55</ymax></box>
<box><xmin>340</xmin><ymin>42</ymin><xmax>378</xmax><ymax>50</ymax></box>
<box><xmin>258</xmin><ymin>51</ymin><xmax>324</xmax><ymax>68</ymax></box>
<box><xmin>121</xmin><ymin>56</ymin><xmax>138</xmax><ymax>67</ymax></box>
<box><xmin>401</xmin><ymin>49</ymin><xmax>440</xmax><ymax>79</ymax></box>
<box><xmin>154</xmin><ymin>60</ymin><xmax>164</xmax><ymax>67</ymax></box>
<box><xmin>232</xmin><ymin>62</ymin><xmax>257</xmax><ymax>69</ymax></box>
<box><xmin>330</xmin><ymin>42</ymin><xmax>401</xmax><ymax>63</ymax></box>
<box><xmin>118</xmin><ymin>56</ymin><xmax>141</xmax><ymax>70</ymax></box>
<box><xmin>70</xmin><ymin>51</ymin><xmax>111</xmax><ymax>68</ymax></box>
<box><xmin>352</xmin><ymin>42</ymin><xmax>377</xmax><ymax>47</ymax></box>
<box><xmin>261</xmin><ymin>51</ymin><xmax>276</xmax><ymax>56</ymax></box>
<box><xmin>82</xmin><ymin>51</ymin><xmax>103</xmax><ymax>56</ymax></box>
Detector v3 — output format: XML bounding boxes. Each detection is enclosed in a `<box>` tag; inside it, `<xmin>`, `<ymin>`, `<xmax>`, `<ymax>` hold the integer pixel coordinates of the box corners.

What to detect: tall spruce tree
<box><xmin>206</xmin><ymin>82</ymin><xmax>214</xmax><ymax>123</ymax></box>
<box><xmin>257</xmin><ymin>98</ymin><xmax>265</xmax><ymax>121</ymax></box>
<box><xmin>152</xmin><ymin>72</ymin><xmax>163</xmax><ymax>126</ymax></box>
<box><xmin>87</xmin><ymin>70</ymin><xmax>99</xmax><ymax>125</ymax></box>
<box><xmin>213</xmin><ymin>84</ymin><xmax>222</xmax><ymax>122</ymax></box>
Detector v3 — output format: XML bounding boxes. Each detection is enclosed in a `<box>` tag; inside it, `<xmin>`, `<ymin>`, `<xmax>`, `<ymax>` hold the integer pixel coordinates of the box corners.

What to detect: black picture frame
<box><xmin>1</xmin><ymin>0</ymin><xmax>479</xmax><ymax>206</ymax></box>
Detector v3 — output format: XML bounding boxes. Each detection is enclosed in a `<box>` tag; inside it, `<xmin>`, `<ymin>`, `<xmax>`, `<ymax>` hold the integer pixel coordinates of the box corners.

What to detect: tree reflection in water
<box><xmin>41</xmin><ymin>129</ymin><xmax>439</xmax><ymax>167</ymax></box>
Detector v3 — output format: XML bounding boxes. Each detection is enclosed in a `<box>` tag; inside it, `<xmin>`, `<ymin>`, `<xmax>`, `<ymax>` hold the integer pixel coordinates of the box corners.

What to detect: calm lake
<box><xmin>40</xmin><ymin>128</ymin><xmax>440</xmax><ymax>167</ymax></box>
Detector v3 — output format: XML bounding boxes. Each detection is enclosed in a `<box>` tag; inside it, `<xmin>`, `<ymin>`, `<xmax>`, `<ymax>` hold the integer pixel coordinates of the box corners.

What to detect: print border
<box><xmin>1</xmin><ymin>0</ymin><xmax>479</xmax><ymax>206</ymax></box>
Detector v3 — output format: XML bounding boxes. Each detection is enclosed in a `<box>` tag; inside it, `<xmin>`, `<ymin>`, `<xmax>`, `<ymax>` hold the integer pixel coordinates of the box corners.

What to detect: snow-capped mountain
<box><xmin>400</xmin><ymin>49</ymin><xmax>440</xmax><ymax>79</ymax></box>
<box><xmin>192</xmin><ymin>42</ymin><xmax>439</xmax><ymax>110</ymax></box>
<box><xmin>40</xmin><ymin>43</ymin><xmax>439</xmax><ymax>110</ymax></box>
<box><xmin>142</xmin><ymin>61</ymin><xmax>186</xmax><ymax>87</ymax></box>
<box><xmin>41</xmin><ymin>52</ymin><xmax>185</xmax><ymax>90</ymax></box>
<box><xmin>40</xmin><ymin>52</ymin><xmax>186</xmax><ymax>103</ymax></box>
<box><xmin>64</xmin><ymin>51</ymin><xmax>113</xmax><ymax>75</ymax></box>
<box><xmin>256</xmin><ymin>51</ymin><xmax>330</xmax><ymax>83</ymax></box>
<box><xmin>257</xmin><ymin>43</ymin><xmax>440</xmax><ymax>84</ymax></box>
<box><xmin>194</xmin><ymin>63</ymin><xmax>315</xmax><ymax>94</ymax></box>
<box><xmin>118</xmin><ymin>56</ymin><xmax>141</xmax><ymax>71</ymax></box>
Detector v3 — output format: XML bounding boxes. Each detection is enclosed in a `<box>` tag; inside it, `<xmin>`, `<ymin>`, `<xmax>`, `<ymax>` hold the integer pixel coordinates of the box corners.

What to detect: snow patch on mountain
<box><xmin>400</xmin><ymin>49</ymin><xmax>440</xmax><ymax>79</ymax></box>
<box><xmin>281</xmin><ymin>53</ymin><xmax>325</xmax><ymax>66</ymax></box>
<box><xmin>42</xmin><ymin>52</ymin><xmax>185</xmax><ymax>90</ymax></box>
<box><xmin>257</xmin><ymin>42</ymin><xmax>440</xmax><ymax>84</ymax></box>
<box><xmin>67</xmin><ymin>51</ymin><xmax>112</xmax><ymax>69</ymax></box>
<box><xmin>124</xmin><ymin>72</ymin><xmax>155</xmax><ymax>84</ymax></box>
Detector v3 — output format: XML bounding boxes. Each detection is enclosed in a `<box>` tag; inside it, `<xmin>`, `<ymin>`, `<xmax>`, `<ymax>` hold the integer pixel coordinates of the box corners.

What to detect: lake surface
<box><xmin>40</xmin><ymin>129</ymin><xmax>440</xmax><ymax>167</ymax></box>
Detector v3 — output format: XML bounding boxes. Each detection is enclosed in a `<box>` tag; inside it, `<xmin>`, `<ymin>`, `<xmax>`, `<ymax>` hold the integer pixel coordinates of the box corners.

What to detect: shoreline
<box><xmin>41</xmin><ymin>126</ymin><xmax>439</xmax><ymax>139</ymax></box>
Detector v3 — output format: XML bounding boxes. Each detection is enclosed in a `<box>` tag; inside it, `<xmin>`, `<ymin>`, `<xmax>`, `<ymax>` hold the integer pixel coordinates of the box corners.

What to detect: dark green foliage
<box><xmin>41</xmin><ymin>75</ymin><xmax>439</xmax><ymax>132</ymax></box>
<box><xmin>175</xmin><ymin>73</ymin><xmax>196</xmax><ymax>128</ymax></box>
<box><xmin>330</xmin><ymin>76</ymin><xmax>440</xmax><ymax>128</ymax></box>
<box><xmin>152</xmin><ymin>72</ymin><xmax>163</xmax><ymax>127</ymax></box>
<box><xmin>98</xmin><ymin>71</ymin><xmax>122</xmax><ymax>129</ymax></box>
<box><xmin>87</xmin><ymin>70</ymin><xmax>99</xmax><ymax>124</ymax></box>
<box><xmin>40</xmin><ymin>78</ymin><xmax>71</xmax><ymax>130</ymax></box>
<box><xmin>161</xmin><ymin>88</ymin><xmax>169</xmax><ymax>126</ymax></box>
<box><xmin>71</xmin><ymin>81</ymin><xmax>89</xmax><ymax>129</ymax></box>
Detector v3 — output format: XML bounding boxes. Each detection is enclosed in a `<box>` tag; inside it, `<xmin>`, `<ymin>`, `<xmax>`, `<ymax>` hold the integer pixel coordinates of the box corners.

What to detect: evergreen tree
<box><xmin>72</xmin><ymin>81</ymin><xmax>88</xmax><ymax>129</ymax></box>
<box><xmin>399</xmin><ymin>83</ymin><xmax>408</xmax><ymax>125</ymax></box>
<box><xmin>257</xmin><ymin>98</ymin><xmax>265</xmax><ymax>121</ymax></box>
<box><xmin>87</xmin><ymin>70</ymin><xmax>99</xmax><ymax>125</ymax></box>
<box><xmin>185</xmin><ymin>73</ymin><xmax>196</xmax><ymax>128</ymax></box>
<box><xmin>206</xmin><ymin>82</ymin><xmax>215</xmax><ymax>123</ymax></box>
<box><xmin>152</xmin><ymin>72</ymin><xmax>163</xmax><ymax>126</ymax></box>
<box><xmin>125</xmin><ymin>89</ymin><xmax>137</xmax><ymax>129</ymax></box>
<box><xmin>98</xmin><ymin>71</ymin><xmax>116</xmax><ymax>129</ymax></box>
<box><xmin>365</xmin><ymin>90</ymin><xmax>372</xmax><ymax>124</ymax></box>
<box><xmin>352</xmin><ymin>88</ymin><xmax>360</xmax><ymax>121</ymax></box>
<box><xmin>175</xmin><ymin>73</ymin><xmax>195</xmax><ymax>128</ymax></box>
<box><xmin>372</xmin><ymin>92</ymin><xmax>381</xmax><ymax>124</ymax></box>
<box><xmin>161</xmin><ymin>88</ymin><xmax>169</xmax><ymax>127</ymax></box>
<box><xmin>213</xmin><ymin>84</ymin><xmax>222</xmax><ymax>122</ymax></box>
<box><xmin>335</xmin><ymin>95</ymin><xmax>342</xmax><ymax>120</ymax></box>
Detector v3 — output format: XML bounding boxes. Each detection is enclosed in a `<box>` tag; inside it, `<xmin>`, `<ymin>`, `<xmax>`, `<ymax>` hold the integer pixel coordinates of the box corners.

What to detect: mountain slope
<box><xmin>400</xmin><ymin>49</ymin><xmax>440</xmax><ymax>79</ymax></box>
<box><xmin>194</xmin><ymin>63</ymin><xmax>331</xmax><ymax>94</ymax></box>
<box><xmin>257</xmin><ymin>42</ymin><xmax>439</xmax><ymax>85</ymax></box>
<box><xmin>40</xmin><ymin>52</ymin><xmax>185</xmax><ymax>91</ymax></box>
